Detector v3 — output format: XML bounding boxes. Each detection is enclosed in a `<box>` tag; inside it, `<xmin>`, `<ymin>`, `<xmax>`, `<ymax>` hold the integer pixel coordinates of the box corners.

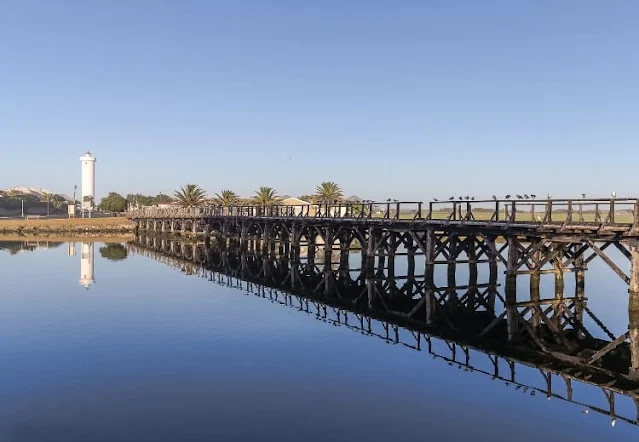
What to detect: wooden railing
<box><xmin>127</xmin><ymin>198</ymin><xmax>639</xmax><ymax>227</ymax></box>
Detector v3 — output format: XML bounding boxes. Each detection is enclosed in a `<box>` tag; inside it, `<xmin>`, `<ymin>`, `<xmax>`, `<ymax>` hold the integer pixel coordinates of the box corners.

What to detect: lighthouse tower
<box><xmin>80</xmin><ymin>151</ymin><xmax>96</xmax><ymax>215</ymax></box>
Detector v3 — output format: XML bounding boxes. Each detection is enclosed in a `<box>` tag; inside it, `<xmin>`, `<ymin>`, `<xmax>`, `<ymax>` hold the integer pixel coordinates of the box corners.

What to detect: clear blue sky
<box><xmin>1</xmin><ymin>0</ymin><xmax>637</xmax><ymax>201</ymax></box>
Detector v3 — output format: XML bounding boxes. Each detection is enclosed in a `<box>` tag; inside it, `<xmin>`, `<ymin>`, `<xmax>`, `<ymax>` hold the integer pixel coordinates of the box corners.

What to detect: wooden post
<box><xmin>487</xmin><ymin>238</ymin><xmax>498</xmax><ymax>313</ymax></box>
<box><xmin>575</xmin><ymin>253</ymin><xmax>586</xmax><ymax>338</ymax></box>
<box><xmin>506</xmin><ymin>236</ymin><xmax>519</xmax><ymax>340</ymax></box>
<box><xmin>630</xmin><ymin>241</ymin><xmax>639</xmax><ymax>379</ymax></box>
<box><xmin>367</xmin><ymin>228</ymin><xmax>377</xmax><ymax>308</ymax></box>
<box><xmin>424</xmin><ymin>229</ymin><xmax>435</xmax><ymax>324</ymax></box>
<box><xmin>324</xmin><ymin>226</ymin><xmax>334</xmax><ymax>295</ymax></box>
<box><xmin>447</xmin><ymin>233</ymin><xmax>458</xmax><ymax>314</ymax></box>
<box><xmin>467</xmin><ymin>236</ymin><xmax>478</xmax><ymax>313</ymax></box>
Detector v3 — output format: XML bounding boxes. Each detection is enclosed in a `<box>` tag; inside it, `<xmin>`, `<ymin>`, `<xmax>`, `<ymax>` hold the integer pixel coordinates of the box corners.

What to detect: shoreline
<box><xmin>0</xmin><ymin>216</ymin><xmax>134</xmax><ymax>236</ymax></box>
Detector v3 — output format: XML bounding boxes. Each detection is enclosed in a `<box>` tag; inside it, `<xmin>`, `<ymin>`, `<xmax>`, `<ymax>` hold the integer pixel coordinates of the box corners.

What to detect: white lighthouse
<box><xmin>80</xmin><ymin>150</ymin><xmax>96</xmax><ymax>216</ymax></box>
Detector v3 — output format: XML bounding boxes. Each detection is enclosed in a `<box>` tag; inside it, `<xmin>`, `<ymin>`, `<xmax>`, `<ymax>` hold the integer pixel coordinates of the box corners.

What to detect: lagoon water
<box><xmin>0</xmin><ymin>240</ymin><xmax>638</xmax><ymax>441</ymax></box>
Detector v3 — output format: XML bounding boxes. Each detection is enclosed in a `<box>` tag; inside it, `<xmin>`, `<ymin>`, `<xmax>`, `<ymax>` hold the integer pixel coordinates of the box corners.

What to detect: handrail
<box><xmin>126</xmin><ymin>198</ymin><xmax>639</xmax><ymax>228</ymax></box>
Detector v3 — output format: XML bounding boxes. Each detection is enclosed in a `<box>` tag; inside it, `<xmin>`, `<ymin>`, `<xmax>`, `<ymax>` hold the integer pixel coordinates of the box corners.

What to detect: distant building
<box><xmin>280</xmin><ymin>197</ymin><xmax>316</xmax><ymax>215</ymax></box>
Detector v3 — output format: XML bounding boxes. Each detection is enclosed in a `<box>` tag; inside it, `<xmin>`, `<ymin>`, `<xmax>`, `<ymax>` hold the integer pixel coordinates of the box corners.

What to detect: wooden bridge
<box><xmin>129</xmin><ymin>234</ymin><xmax>639</xmax><ymax>427</ymax></box>
<box><xmin>127</xmin><ymin>198</ymin><xmax>639</xmax><ymax>380</ymax></box>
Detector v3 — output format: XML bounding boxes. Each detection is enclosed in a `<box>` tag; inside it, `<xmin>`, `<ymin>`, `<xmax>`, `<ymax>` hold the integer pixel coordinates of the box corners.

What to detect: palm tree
<box><xmin>314</xmin><ymin>181</ymin><xmax>343</xmax><ymax>204</ymax></box>
<box><xmin>253</xmin><ymin>187</ymin><xmax>279</xmax><ymax>206</ymax></box>
<box><xmin>173</xmin><ymin>184</ymin><xmax>207</xmax><ymax>207</ymax></box>
<box><xmin>214</xmin><ymin>189</ymin><xmax>240</xmax><ymax>206</ymax></box>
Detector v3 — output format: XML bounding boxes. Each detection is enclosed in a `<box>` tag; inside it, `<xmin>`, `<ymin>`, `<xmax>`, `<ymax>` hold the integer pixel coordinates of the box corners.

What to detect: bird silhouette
<box><xmin>524</xmin><ymin>194</ymin><xmax>529</xmax><ymax>199</ymax></box>
<box><xmin>611</xmin><ymin>191</ymin><xmax>617</xmax><ymax>198</ymax></box>
<box><xmin>464</xmin><ymin>195</ymin><xmax>470</xmax><ymax>200</ymax></box>
<box><xmin>449</xmin><ymin>196</ymin><xmax>454</xmax><ymax>201</ymax></box>
<box><xmin>459</xmin><ymin>196</ymin><xmax>463</xmax><ymax>201</ymax></box>
<box><xmin>547</xmin><ymin>194</ymin><xmax>552</xmax><ymax>199</ymax></box>
<box><xmin>505</xmin><ymin>194</ymin><xmax>511</xmax><ymax>199</ymax></box>
<box><xmin>386</xmin><ymin>198</ymin><xmax>391</xmax><ymax>202</ymax></box>
<box><xmin>581</xmin><ymin>193</ymin><xmax>587</xmax><ymax>199</ymax></box>
<box><xmin>516</xmin><ymin>194</ymin><xmax>523</xmax><ymax>199</ymax></box>
<box><xmin>433</xmin><ymin>198</ymin><xmax>439</xmax><ymax>202</ymax></box>
<box><xmin>530</xmin><ymin>194</ymin><xmax>536</xmax><ymax>199</ymax></box>
<box><xmin>471</xmin><ymin>196</ymin><xmax>475</xmax><ymax>201</ymax></box>
<box><xmin>492</xmin><ymin>195</ymin><xmax>497</xmax><ymax>200</ymax></box>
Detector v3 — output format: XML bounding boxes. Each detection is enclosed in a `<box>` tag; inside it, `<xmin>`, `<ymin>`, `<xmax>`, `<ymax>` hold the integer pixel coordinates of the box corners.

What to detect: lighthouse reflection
<box><xmin>79</xmin><ymin>242</ymin><xmax>95</xmax><ymax>289</ymax></box>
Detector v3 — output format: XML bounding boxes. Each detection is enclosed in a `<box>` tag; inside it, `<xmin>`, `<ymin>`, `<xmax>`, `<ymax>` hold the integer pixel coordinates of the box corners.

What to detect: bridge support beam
<box><xmin>630</xmin><ymin>241</ymin><xmax>639</xmax><ymax>379</ymax></box>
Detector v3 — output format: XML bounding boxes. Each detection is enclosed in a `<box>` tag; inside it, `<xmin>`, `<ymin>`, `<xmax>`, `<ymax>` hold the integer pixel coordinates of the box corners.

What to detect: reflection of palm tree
<box><xmin>214</xmin><ymin>190</ymin><xmax>240</xmax><ymax>206</ymax></box>
<box><xmin>253</xmin><ymin>187</ymin><xmax>279</xmax><ymax>206</ymax></box>
<box><xmin>173</xmin><ymin>184</ymin><xmax>207</xmax><ymax>207</ymax></box>
<box><xmin>314</xmin><ymin>182</ymin><xmax>343</xmax><ymax>204</ymax></box>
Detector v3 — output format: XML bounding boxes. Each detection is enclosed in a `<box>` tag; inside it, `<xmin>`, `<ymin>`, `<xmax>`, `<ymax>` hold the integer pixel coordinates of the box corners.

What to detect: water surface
<box><xmin>0</xmin><ymin>240</ymin><xmax>637</xmax><ymax>441</ymax></box>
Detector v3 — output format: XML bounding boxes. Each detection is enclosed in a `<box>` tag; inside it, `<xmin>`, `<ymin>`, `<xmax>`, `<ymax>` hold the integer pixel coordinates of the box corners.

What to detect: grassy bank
<box><xmin>0</xmin><ymin>217</ymin><xmax>135</xmax><ymax>235</ymax></box>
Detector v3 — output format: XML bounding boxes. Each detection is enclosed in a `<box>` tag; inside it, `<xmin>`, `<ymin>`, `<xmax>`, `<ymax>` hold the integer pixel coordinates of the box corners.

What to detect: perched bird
<box><xmin>530</xmin><ymin>194</ymin><xmax>537</xmax><ymax>199</ymax></box>
<box><xmin>449</xmin><ymin>196</ymin><xmax>454</xmax><ymax>201</ymax></box>
<box><xmin>547</xmin><ymin>193</ymin><xmax>552</xmax><ymax>199</ymax></box>
<box><xmin>581</xmin><ymin>193</ymin><xmax>587</xmax><ymax>199</ymax></box>
<box><xmin>492</xmin><ymin>195</ymin><xmax>497</xmax><ymax>200</ymax></box>
<box><xmin>612</xmin><ymin>191</ymin><xmax>617</xmax><ymax>198</ymax></box>
<box><xmin>433</xmin><ymin>198</ymin><xmax>439</xmax><ymax>202</ymax></box>
<box><xmin>458</xmin><ymin>196</ymin><xmax>463</xmax><ymax>201</ymax></box>
<box><xmin>524</xmin><ymin>194</ymin><xmax>529</xmax><ymax>199</ymax></box>
<box><xmin>465</xmin><ymin>195</ymin><xmax>470</xmax><ymax>200</ymax></box>
<box><xmin>516</xmin><ymin>194</ymin><xmax>523</xmax><ymax>199</ymax></box>
<box><xmin>386</xmin><ymin>198</ymin><xmax>391</xmax><ymax>202</ymax></box>
<box><xmin>505</xmin><ymin>194</ymin><xmax>511</xmax><ymax>199</ymax></box>
<box><xmin>471</xmin><ymin>196</ymin><xmax>475</xmax><ymax>201</ymax></box>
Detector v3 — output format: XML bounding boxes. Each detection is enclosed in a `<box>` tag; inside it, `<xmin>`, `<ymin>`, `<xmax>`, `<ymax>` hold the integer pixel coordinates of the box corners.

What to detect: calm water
<box><xmin>0</xmin><ymin>240</ymin><xmax>637</xmax><ymax>441</ymax></box>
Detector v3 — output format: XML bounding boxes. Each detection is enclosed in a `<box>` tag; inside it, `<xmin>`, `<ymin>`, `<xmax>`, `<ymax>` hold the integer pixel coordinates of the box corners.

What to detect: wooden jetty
<box><xmin>127</xmin><ymin>198</ymin><xmax>639</xmax><ymax>382</ymax></box>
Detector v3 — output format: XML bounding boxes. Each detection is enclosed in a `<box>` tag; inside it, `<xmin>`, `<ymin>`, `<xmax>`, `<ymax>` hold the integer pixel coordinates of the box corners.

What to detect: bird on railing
<box><xmin>611</xmin><ymin>191</ymin><xmax>617</xmax><ymax>198</ymax></box>
<box><xmin>530</xmin><ymin>194</ymin><xmax>536</xmax><ymax>199</ymax></box>
<box><xmin>386</xmin><ymin>198</ymin><xmax>391</xmax><ymax>202</ymax></box>
<box><xmin>547</xmin><ymin>194</ymin><xmax>552</xmax><ymax>199</ymax></box>
<box><xmin>492</xmin><ymin>195</ymin><xmax>497</xmax><ymax>200</ymax></box>
<box><xmin>458</xmin><ymin>196</ymin><xmax>463</xmax><ymax>201</ymax></box>
<box><xmin>464</xmin><ymin>195</ymin><xmax>470</xmax><ymax>200</ymax></box>
<box><xmin>505</xmin><ymin>194</ymin><xmax>511</xmax><ymax>199</ymax></box>
<box><xmin>433</xmin><ymin>198</ymin><xmax>439</xmax><ymax>201</ymax></box>
<box><xmin>581</xmin><ymin>193</ymin><xmax>587</xmax><ymax>199</ymax></box>
<box><xmin>449</xmin><ymin>196</ymin><xmax>454</xmax><ymax>201</ymax></box>
<box><xmin>524</xmin><ymin>194</ymin><xmax>529</xmax><ymax>199</ymax></box>
<box><xmin>516</xmin><ymin>194</ymin><xmax>523</xmax><ymax>199</ymax></box>
<box><xmin>471</xmin><ymin>196</ymin><xmax>475</xmax><ymax>200</ymax></box>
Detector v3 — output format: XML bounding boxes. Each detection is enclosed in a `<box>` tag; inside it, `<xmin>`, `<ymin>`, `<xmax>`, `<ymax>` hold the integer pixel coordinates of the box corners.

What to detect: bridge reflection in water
<box><xmin>130</xmin><ymin>234</ymin><xmax>639</xmax><ymax>427</ymax></box>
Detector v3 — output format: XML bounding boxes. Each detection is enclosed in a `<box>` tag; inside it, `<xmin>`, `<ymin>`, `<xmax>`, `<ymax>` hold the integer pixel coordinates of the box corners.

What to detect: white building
<box><xmin>80</xmin><ymin>151</ymin><xmax>96</xmax><ymax>213</ymax></box>
<box><xmin>79</xmin><ymin>242</ymin><xmax>95</xmax><ymax>288</ymax></box>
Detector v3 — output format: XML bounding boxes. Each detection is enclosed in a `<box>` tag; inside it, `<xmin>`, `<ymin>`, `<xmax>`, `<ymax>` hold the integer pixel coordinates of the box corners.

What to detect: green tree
<box><xmin>173</xmin><ymin>184</ymin><xmax>207</xmax><ymax>207</ymax></box>
<box><xmin>253</xmin><ymin>187</ymin><xmax>279</xmax><ymax>206</ymax></box>
<box><xmin>298</xmin><ymin>194</ymin><xmax>313</xmax><ymax>203</ymax></box>
<box><xmin>42</xmin><ymin>192</ymin><xmax>55</xmax><ymax>215</ymax></box>
<box><xmin>83</xmin><ymin>195</ymin><xmax>95</xmax><ymax>207</ymax></box>
<box><xmin>99</xmin><ymin>244</ymin><xmax>128</xmax><ymax>261</ymax></box>
<box><xmin>214</xmin><ymin>189</ymin><xmax>240</xmax><ymax>206</ymax></box>
<box><xmin>314</xmin><ymin>181</ymin><xmax>343</xmax><ymax>203</ymax></box>
<box><xmin>154</xmin><ymin>193</ymin><xmax>173</xmax><ymax>204</ymax></box>
<box><xmin>126</xmin><ymin>193</ymin><xmax>154</xmax><ymax>207</ymax></box>
<box><xmin>98</xmin><ymin>192</ymin><xmax>127</xmax><ymax>212</ymax></box>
